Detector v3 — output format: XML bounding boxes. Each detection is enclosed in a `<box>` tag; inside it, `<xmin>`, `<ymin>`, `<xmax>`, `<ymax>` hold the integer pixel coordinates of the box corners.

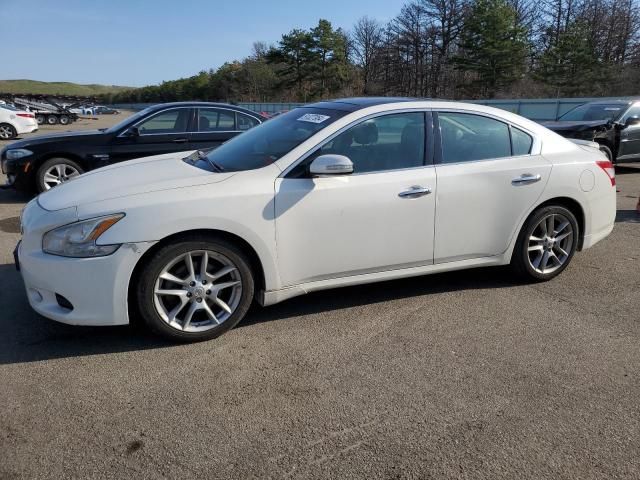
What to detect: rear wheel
<box><xmin>46</xmin><ymin>115</ymin><xmax>58</xmax><ymax>125</ymax></box>
<box><xmin>0</xmin><ymin>123</ymin><xmax>17</xmax><ymax>140</ymax></box>
<box><xmin>137</xmin><ymin>236</ymin><xmax>255</xmax><ymax>342</ymax></box>
<box><xmin>511</xmin><ymin>205</ymin><xmax>578</xmax><ymax>281</ymax></box>
<box><xmin>59</xmin><ymin>115</ymin><xmax>70</xmax><ymax>125</ymax></box>
<box><xmin>36</xmin><ymin>157</ymin><xmax>84</xmax><ymax>192</ymax></box>
<box><xmin>35</xmin><ymin>114</ymin><xmax>45</xmax><ymax>124</ymax></box>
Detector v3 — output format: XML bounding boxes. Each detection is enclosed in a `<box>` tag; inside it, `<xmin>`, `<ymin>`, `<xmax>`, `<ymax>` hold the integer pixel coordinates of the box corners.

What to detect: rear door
<box><xmin>109</xmin><ymin>107</ymin><xmax>193</xmax><ymax>163</ymax></box>
<box><xmin>433</xmin><ymin>111</ymin><xmax>551</xmax><ymax>263</ymax></box>
<box><xmin>190</xmin><ymin>108</ymin><xmax>260</xmax><ymax>152</ymax></box>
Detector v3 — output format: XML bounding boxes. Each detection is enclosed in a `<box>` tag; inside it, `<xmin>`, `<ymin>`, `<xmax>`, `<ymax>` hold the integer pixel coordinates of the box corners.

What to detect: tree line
<box><xmin>106</xmin><ymin>0</ymin><xmax>640</xmax><ymax>104</ymax></box>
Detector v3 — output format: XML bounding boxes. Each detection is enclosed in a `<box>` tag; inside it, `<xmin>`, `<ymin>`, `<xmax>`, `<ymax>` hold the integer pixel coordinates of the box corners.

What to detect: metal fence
<box><xmin>112</xmin><ymin>96</ymin><xmax>637</xmax><ymax>121</ymax></box>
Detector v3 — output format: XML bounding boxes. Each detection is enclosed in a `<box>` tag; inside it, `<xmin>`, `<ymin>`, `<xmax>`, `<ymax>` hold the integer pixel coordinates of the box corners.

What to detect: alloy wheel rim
<box><xmin>527</xmin><ymin>213</ymin><xmax>574</xmax><ymax>275</ymax></box>
<box><xmin>0</xmin><ymin>125</ymin><xmax>13</xmax><ymax>138</ymax></box>
<box><xmin>43</xmin><ymin>164</ymin><xmax>80</xmax><ymax>190</ymax></box>
<box><xmin>153</xmin><ymin>250</ymin><xmax>242</xmax><ymax>333</ymax></box>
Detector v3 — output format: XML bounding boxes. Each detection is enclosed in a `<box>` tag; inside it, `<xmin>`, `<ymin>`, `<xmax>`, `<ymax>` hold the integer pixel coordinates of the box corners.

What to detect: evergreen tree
<box><xmin>454</xmin><ymin>0</ymin><xmax>529</xmax><ymax>97</ymax></box>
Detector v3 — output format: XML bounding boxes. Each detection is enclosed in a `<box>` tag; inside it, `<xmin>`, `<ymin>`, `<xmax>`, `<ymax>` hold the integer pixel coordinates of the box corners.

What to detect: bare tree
<box><xmin>351</xmin><ymin>16</ymin><xmax>384</xmax><ymax>94</ymax></box>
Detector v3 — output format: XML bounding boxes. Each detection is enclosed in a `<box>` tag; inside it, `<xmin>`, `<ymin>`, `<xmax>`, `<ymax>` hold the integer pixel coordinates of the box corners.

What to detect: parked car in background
<box><xmin>0</xmin><ymin>104</ymin><xmax>38</xmax><ymax>140</ymax></box>
<box><xmin>541</xmin><ymin>99</ymin><xmax>640</xmax><ymax>163</ymax></box>
<box><xmin>15</xmin><ymin>98</ymin><xmax>616</xmax><ymax>342</ymax></box>
<box><xmin>94</xmin><ymin>106</ymin><xmax>120</xmax><ymax>115</ymax></box>
<box><xmin>1</xmin><ymin>102</ymin><xmax>265</xmax><ymax>192</ymax></box>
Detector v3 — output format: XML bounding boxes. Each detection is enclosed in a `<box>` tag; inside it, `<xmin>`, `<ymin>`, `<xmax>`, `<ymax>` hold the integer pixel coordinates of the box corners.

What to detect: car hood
<box><xmin>539</xmin><ymin>120</ymin><xmax>609</xmax><ymax>132</ymax></box>
<box><xmin>8</xmin><ymin>129</ymin><xmax>106</xmax><ymax>148</ymax></box>
<box><xmin>37</xmin><ymin>151</ymin><xmax>236</xmax><ymax>211</ymax></box>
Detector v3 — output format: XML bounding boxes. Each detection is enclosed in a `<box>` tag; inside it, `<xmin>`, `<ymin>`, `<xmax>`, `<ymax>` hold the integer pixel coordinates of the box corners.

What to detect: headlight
<box><xmin>6</xmin><ymin>149</ymin><xmax>33</xmax><ymax>160</ymax></box>
<box><xmin>42</xmin><ymin>214</ymin><xmax>125</xmax><ymax>257</ymax></box>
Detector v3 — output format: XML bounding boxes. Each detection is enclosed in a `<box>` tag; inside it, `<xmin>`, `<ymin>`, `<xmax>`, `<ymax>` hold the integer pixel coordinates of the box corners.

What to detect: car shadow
<box><xmin>0</xmin><ymin>263</ymin><xmax>517</xmax><ymax>365</ymax></box>
<box><xmin>0</xmin><ymin>186</ymin><xmax>33</xmax><ymax>204</ymax></box>
<box><xmin>615</xmin><ymin>165</ymin><xmax>640</xmax><ymax>175</ymax></box>
<box><xmin>616</xmin><ymin>210</ymin><xmax>640</xmax><ymax>223</ymax></box>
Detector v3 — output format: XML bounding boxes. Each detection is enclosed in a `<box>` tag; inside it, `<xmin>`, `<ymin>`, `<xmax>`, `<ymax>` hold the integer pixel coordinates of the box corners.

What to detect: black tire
<box><xmin>136</xmin><ymin>235</ymin><xmax>255</xmax><ymax>342</ymax></box>
<box><xmin>46</xmin><ymin>115</ymin><xmax>58</xmax><ymax>125</ymax></box>
<box><xmin>511</xmin><ymin>205</ymin><xmax>579</xmax><ymax>281</ymax></box>
<box><xmin>35</xmin><ymin>157</ymin><xmax>84</xmax><ymax>192</ymax></box>
<box><xmin>0</xmin><ymin>123</ymin><xmax>17</xmax><ymax>140</ymax></box>
<box><xmin>35</xmin><ymin>115</ymin><xmax>45</xmax><ymax>124</ymax></box>
<box><xmin>598</xmin><ymin>144</ymin><xmax>614</xmax><ymax>163</ymax></box>
<box><xmin>59</xmin><ymin>115</ymin><xmax>70</xmax><ymax>125</ymax></box>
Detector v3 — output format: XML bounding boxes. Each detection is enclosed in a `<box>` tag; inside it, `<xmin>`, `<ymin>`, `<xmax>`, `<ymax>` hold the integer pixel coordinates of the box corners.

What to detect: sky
<box><xmin>0</xmin><ymin>0</ymin><xmax>400</xmax><ymax>87</ymax></box>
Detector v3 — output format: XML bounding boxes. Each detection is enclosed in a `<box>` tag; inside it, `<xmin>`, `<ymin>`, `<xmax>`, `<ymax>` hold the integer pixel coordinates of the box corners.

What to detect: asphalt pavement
<box><xmin>0</xmin><ymin>165</ymin><xmax>639</xmax><ymax>479</ymax></box>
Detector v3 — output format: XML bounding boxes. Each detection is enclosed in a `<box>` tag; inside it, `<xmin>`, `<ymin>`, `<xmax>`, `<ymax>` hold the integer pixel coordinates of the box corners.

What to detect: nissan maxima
<box><xmin>15</xmin><ymin>98</ymin><xmax>616</xmax><ymax>342</ymax></box>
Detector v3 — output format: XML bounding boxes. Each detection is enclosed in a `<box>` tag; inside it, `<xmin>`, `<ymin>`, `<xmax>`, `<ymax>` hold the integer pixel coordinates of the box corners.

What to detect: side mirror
<box><xmin>126</xmin><ymin>126</ymin><xmax>140</xmax><ymax>137</ymax></box>
<box><xmin>309</xmin><ymin>154</ymin><xmax>354</xmax><ymax>176</ymax></box>
<box><xmin>625</xmin><ymin>117</ymin><xmax>640</xmax><ymax>128</ymax></box>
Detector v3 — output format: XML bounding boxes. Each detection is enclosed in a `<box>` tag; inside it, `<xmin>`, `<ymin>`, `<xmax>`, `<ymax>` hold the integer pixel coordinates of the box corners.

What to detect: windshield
<box><xmin>189</xmin><ymin>107</ymin><xmax>347</xmax><ymax>172</ymax></box>
<box><xmin>559</xmin><ymin>104</ymin><xmax>625</xmax><ymax>122</ymax></box>
<box><xmin>105</xmin><ymin>107</ymin><xmax>154</xmax><ymax>133</ymax></box>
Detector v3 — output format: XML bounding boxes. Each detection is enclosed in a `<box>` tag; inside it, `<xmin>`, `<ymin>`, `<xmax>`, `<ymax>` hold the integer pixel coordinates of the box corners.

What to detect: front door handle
<box><xmin>173</xmin><ymin>138</ymin><xmax>188</xmax><ymax>143</ymax></box>
<box><xmin>398</xmin><ymin>186</ymin><xmax>432</xmax><ymax>198</ymax></box>
<box><xmin>512</xmin><ymin>174</ymin><xmax>541</xmax><ymax>186</ymax></box>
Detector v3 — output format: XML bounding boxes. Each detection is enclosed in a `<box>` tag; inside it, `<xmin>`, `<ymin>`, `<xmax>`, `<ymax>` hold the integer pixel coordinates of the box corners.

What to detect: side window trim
<box><xmin>195</xmin><ymin>107</ymin><xmax>238</xmax><ymax>133</ymax></box>
<box><xmin>282</xmin><ymin>109</ymin><xmax>434</xmax><ymax>179</ymax></box>
<box><xmin>119</xmin><ymin>107</ymin><xmax>192</xmax><ymax>137</ymax></box>
<box><xmin>433</xmin><ymin>110</ymin><xmax>538</xmax><ymax>165</ymax></box>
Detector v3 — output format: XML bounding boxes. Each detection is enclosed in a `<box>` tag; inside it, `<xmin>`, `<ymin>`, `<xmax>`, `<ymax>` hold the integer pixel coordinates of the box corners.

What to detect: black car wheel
<box><xmin>36</xmin><ymin>158</ymin><xmax>84</xmax><ymax>192</ymax></box>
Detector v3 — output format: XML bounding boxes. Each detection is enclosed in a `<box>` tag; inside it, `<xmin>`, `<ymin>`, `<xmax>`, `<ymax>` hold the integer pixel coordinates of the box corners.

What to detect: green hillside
<box><xmin>0</xmin><ymin>79</ymin><xmax>135</xmax><ymax>96</ymax></box>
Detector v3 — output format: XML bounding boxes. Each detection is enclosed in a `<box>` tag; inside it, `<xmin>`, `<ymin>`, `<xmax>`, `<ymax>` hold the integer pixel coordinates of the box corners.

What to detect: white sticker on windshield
<box><xmin>604</xmin><ymin>108</ymin><xmax>621</xmax><ymax>111</ymax></box>
<box><xmin>297</xmin><ymin>113</ymin><xmax>331</xmax><ymax>124</ymax></box>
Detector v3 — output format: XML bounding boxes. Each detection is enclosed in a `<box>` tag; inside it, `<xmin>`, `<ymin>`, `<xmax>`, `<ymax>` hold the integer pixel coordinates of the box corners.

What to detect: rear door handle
<box><xmin>512</xmin><ymin>174</ymin><xmax>541</xmax><ymax>186</ymax></box>
<box><xmin>173</xmin><ymin>138</ymin><xmax>188</xmax><ymax>143</ymax></box>
<box><xmin>398</xmin><ymin>186</ymin><xmax>432</xmax><ymax>198</ymax></box>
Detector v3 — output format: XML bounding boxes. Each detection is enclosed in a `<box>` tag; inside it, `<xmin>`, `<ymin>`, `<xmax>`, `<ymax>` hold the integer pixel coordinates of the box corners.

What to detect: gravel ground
<box><xmin>0</xmin><ymin>118</ymin><xmax>639</xmax><ymax>479</ymax></box>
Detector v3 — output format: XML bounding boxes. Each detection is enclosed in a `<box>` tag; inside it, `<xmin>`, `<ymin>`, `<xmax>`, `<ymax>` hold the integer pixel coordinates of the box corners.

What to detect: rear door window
<box><xmin>438</xmin><ymin>112</ymin><xmax>511</xmax><ymax>163</ymax></box>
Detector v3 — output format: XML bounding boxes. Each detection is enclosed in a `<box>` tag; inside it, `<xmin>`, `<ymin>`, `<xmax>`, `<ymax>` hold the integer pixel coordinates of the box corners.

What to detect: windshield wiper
<box><xmin>197</xmin><ymin>150</ymin><xmax>225</xmax><ymax>172</ymax></box>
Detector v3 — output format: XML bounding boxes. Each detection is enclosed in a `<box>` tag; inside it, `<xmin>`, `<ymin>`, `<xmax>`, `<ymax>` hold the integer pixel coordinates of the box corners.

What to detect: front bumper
<box><xmin>18</xmin><ymin>239</ymin><xmax>154</xmax><ymax>326</ymax></box>
<box><xmin>1</xmin><ymin>153</ymin><xmax>35</xmax><ymax>189</ymax></box>
<box><xmin>17</xmin><ymin>199</ymin><xmax>155</xmax><ymax>326</ymax></box>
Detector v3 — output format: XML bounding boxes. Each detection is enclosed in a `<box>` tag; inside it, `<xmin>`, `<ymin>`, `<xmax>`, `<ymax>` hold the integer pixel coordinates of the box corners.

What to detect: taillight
<box><xmin>596</xmin><ymin>160</ymin><xmax>615</xmax><ymax>186</ymax></box>
<box><xmin>16</xmin><ymin>113</ymin><xmax>35</xmax><ymax>118</ymax></box>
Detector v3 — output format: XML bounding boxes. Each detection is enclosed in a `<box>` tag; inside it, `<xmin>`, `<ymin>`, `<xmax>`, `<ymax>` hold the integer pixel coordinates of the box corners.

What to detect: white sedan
<box><xmin>0</xmin><ymin>104</ymin><xmax>38</xmax><ymax>139</ymax></box>
<box><xmin>16</xmin><ymin>98</ymin><xmax>616</xmax><ymax>342</ymax></box>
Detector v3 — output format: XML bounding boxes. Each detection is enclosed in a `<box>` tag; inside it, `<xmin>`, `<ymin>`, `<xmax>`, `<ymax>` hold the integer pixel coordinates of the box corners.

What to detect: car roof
<box><xmin>148</xmin><ymin>102</ymin><xmax>263</xmax><ymax>117</ymax></box>
<box><xmin>306</xmin><ymin>97</ymin><xmax>423</xmax><ymax>112</ymax></box>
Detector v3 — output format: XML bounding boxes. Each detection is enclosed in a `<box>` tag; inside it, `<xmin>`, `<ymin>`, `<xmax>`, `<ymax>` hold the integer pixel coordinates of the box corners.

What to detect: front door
<box><xmin>109</xmin><ymin>107</ymin><xmax>193</xmax><ymax>163</ymax></box>
<box><xmin>274</xmin><ymin>111</ymin><xmax>437</xmax><ymax>287</ymax></box>
<box><xmin>433</xmin><ymin>111</ymin><xmax>551</xmax><ymax>263</ymax></box>
<box><xmin>618</xmin><ymin>105</ymin><xmax>640</xmax><ymax>161</ymax></box>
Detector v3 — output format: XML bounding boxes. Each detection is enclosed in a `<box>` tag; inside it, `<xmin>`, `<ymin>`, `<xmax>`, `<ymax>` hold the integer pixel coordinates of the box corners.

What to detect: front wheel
<box><xmin>137</xmin><ymin>236</ymin><xmax>255</xmax><ymax>342</ymax></box>
<box><xmin>511</xmin><ymin>206</ymin><xmax>579</xmax><ymax>281</ymax></box>
<box><xmin>36</xmin><ymin>157</ymin><xmax>84</xmax><ymax>192</ymax></box>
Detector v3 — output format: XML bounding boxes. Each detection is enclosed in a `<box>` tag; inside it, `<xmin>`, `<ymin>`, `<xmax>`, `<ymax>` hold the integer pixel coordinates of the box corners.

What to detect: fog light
<box><xmin>28</xmin><ymin>288</ymin><xmax>43</xmax><ymax>303</ymax></box>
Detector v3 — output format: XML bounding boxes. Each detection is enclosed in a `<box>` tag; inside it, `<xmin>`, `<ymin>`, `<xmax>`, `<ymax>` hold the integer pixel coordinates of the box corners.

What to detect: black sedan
<box><xmin>541</xmin><ymin>99</ymin><xmax>640</xmax><ymax>163</ymax></box>
<box><xmin>1</xmin><ymin>102</ymin><xmax>265</xmax><ymax>192</ymax></box>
